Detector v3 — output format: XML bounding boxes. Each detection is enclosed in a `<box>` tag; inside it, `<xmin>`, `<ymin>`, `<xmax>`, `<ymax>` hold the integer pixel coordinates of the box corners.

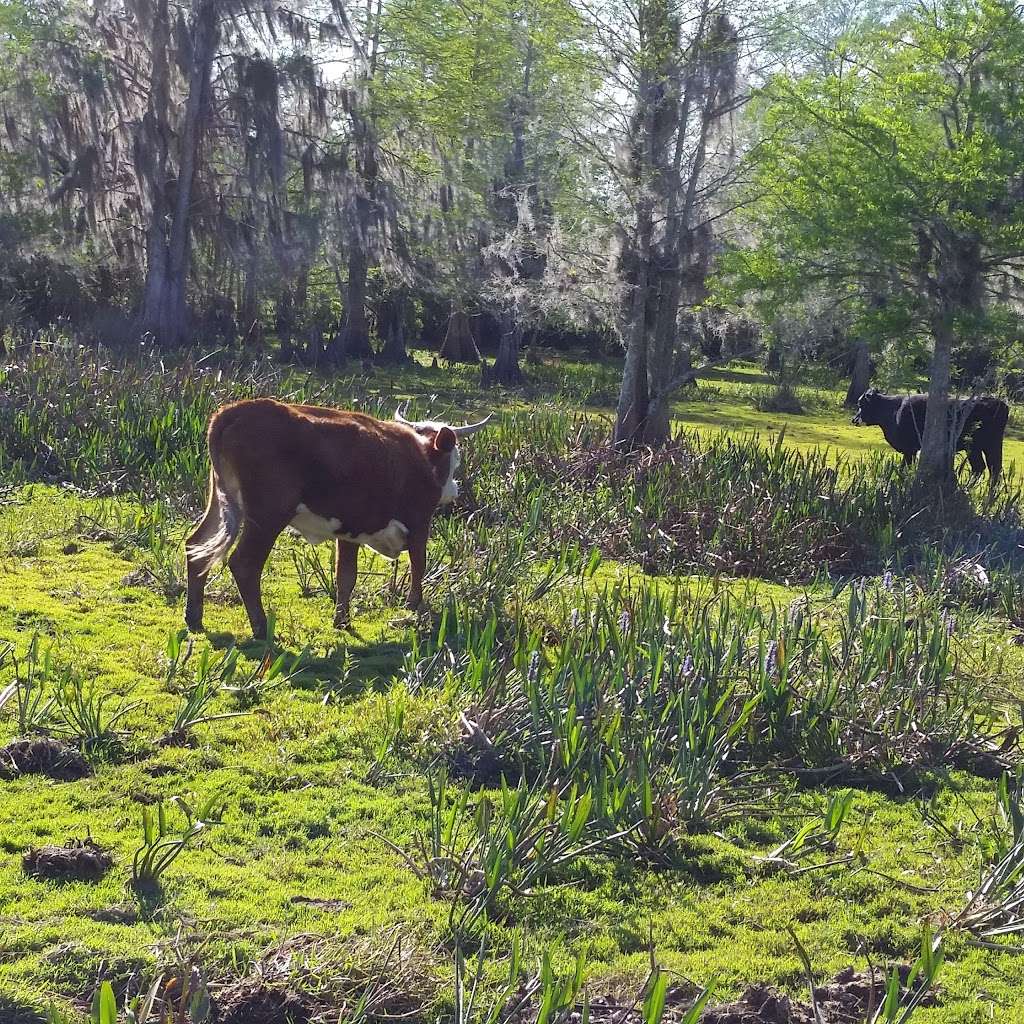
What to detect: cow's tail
<box><xmin>185</xmin><ymin>422</ymin><xmax>244</xmax><ymax>575</ymax></box>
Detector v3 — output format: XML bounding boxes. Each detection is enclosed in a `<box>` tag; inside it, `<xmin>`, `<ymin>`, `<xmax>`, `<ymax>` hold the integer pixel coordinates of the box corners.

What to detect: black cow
<box><xmin>852</xmin><ymin>389</ymin><xmax>1009</xmax><ymax>483</ymax></box>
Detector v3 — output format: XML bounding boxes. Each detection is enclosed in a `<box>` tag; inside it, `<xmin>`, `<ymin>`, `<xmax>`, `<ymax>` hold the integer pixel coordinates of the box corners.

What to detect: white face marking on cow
<box><xmin>338</xmin><ymin>519</ymin><xmax>409</xmax><ymax>559</ymax></box>
<box><xmin>440</xmin><ymin>445</ymin><xmax>461</xmax><ymax>505</ymax></box>
<box><xmin>407</xmin><ymin>425</ymin><xmax>462</xmax><ymax>506</ymax></box>
<box><xmin>289</xmin><ymin>503</ymin><xmax>342</xmax><ymax>544</ymax></box>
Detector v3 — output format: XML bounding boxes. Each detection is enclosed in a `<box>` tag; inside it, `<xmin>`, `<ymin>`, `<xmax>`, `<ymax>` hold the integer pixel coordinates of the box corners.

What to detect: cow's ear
<box><xmin>433</xmin><ymin>426</ymin><xmax>457</xmax><ymax>453</ymax></box>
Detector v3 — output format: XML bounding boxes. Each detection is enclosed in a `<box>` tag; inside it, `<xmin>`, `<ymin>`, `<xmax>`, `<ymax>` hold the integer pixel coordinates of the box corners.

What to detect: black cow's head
<box><xmin>852</xmin><ymin>388</ymin><xmax>883</xmax><ymax>426</ymax></box>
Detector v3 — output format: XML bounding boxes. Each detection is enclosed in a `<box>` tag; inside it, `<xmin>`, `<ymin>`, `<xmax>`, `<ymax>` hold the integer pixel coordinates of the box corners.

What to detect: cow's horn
<box><xmin>395</xmin><ymin>406</ymin><xmax>413</xmax><ymax>425</ymax></box>
<box><xmin>452</xmin><ymin>414</ymin><xmax>492</xmax><ymax>437</ymax></box>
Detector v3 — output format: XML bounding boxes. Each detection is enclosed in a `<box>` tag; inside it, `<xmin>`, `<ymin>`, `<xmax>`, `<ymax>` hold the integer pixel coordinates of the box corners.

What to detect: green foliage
<box><xmin>55</xmin><ymin>674</ymin><xmax>141</xmax><ymax>756</ymax></box>
<box><xmin>0</xmin><ymin>634</ymin><xmax>56</xmax><ymax>734</ymax></box>
<box><xmin>723</xmin><ymin>0</ymin><xmax>1024</xmax><ymax>363</ymax></box>
<box><xmin>791</xmin><ymin>924</ymin><xmax>944</xmax><ymax>1023</ymax></box>
<box><xmin>91</xmin><ymin>981</ymin><xmax>116</xmax><ymax>1024</ymax></box>
<box><xmin>397</xmin><ymin>768</ymin><xmax>603</xmax><ymax>934</ymax></box>
<box><xmin>3</xmin><ymin>355</ymin><xmax>1024</xmax><ymax>1018</ymax></box>
<box><xmin>131</xmin><ymin>794</ymin><xmax>224</xmax><ymax>892</ymax></box>
<box><xmin>378</xmin><ymin>0</ymin><xmax>586</xmax><ymax>150</ymax></box>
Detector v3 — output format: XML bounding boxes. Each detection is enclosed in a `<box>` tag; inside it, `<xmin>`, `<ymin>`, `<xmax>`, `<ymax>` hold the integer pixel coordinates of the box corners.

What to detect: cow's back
<box><xmin>208</xmin><ymin>398</ymin><xmax>445</xmax><ymax>535</ymax></box>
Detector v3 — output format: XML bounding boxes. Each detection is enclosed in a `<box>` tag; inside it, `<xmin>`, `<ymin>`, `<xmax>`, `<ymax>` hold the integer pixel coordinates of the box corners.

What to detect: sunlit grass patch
<box><xmin>2</xmin><ymin>351</ymin><xmax>1024</xmax><ymax>1019</ymax></box>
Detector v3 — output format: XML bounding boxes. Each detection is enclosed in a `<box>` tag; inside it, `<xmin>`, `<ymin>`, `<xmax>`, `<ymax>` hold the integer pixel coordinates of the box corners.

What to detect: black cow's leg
<box><xmin>334</xmin><ymin>539</ymin><xmax>358</xmax><ymax>627</ymax></box>
<box><xmin>902</xmin><ymin>451</ymin><xmax>916</xmax><ymax>469</ymax></box>
<box><xmin>967</xmin><ymin>446</ymin><xmax>986</xmax><ymax>479</ymax></box>
<box><xmin>985</xmin><ymin>440</ymin><xmax>1003</xmax><ymax>485</ymax></box>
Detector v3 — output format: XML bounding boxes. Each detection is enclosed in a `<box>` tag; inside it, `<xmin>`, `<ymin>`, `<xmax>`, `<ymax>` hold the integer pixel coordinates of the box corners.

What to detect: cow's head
<box><xmin>395</xmin><ymin>409</ymin><xmax>492</xmax><ymax>505</ymax></box>
<box><xmin>852</xmin><ymin>388</ymin><xmax>883</xmax><ymax>426</ymax></box>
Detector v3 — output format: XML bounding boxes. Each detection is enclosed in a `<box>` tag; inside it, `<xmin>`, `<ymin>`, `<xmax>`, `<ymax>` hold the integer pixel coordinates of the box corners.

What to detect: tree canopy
<box><xmin>4</xmin><ymin>0</ymin><xmax>1024</xmax><ymax>475</ymax></box>
<box><xmin>722</xmin><ymin>0</ymin><xmax>1024</xmax><ymax>479</ymax></box>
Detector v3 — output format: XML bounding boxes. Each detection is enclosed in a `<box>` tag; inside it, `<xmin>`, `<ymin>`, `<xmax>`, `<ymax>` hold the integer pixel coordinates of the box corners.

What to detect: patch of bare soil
<box><xmin>288</xmin><ymin>895</ymin><xmax>353</xmax><ymax>911</ymax></box>
<box><xmin>215</xmin><ymin>983</ymin><xmax>313</xmax><ymax>1024</ymax></box>
<box><xmin>0</xmin><ymin>736</ymin><xmax>91</xmax><ymax>781</ymax></box>
<box><xmin>85</xmin><ymin>904</ymin><xmax>139</xmax><ymax>924</ymax></box>
<box><xmin>0</xmin><ymin>997</ymin><xmax>48</xmax><ymax>1024</ymax></box>
<box><xmin>213</xmin><ymin>933</ymin><xmax>436</xmax><ymax>1024</ymax></box>
<box><xmin>695</xmin><ymin>966</ymin><xmax>932</xmax><ymax>1024</ymax></box>
<box><xmin>696</xmin><ymin>984</ymin><xmax>813</xmax><ymax>1024</ymax></box>
<box><xmin>23</xmin><ymin>838</ymin><xmax>112</xmax><ymax>882</ymax></box>
<box><xmin>502</xmin><ymin>967</ymin><xmax>932</xmax><ymax>1024</ymax></box>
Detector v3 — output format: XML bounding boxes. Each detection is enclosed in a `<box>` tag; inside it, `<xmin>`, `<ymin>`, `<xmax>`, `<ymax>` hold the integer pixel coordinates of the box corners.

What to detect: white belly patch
<box><xmin>289</xmin><ymin>504</ymin><xmax>409</xmax><ymax>559</ymax></box>
<box><xmin>289</xmin><ymin>504</ymin><xmax>342</xmax><ymax>544</ymax></box>
<box><xmin>338</xmin><ymin>519</ymin><xmax>409</xmax><ymax>559</ymax></box>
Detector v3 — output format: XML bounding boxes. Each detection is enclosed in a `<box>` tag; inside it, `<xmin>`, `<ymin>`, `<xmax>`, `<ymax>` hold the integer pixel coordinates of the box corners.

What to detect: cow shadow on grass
<box><xmin>205</xmin><ymin>629</ymin><xmax>411</xmax><ymax>699</ymax></box>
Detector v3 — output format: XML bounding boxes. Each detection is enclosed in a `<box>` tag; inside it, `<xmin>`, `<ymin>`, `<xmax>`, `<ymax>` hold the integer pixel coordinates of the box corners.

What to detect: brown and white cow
<box><xmin>184</xmin><ymin>399</ymin><xmax>490</xmax><ymax>638</ymax></box>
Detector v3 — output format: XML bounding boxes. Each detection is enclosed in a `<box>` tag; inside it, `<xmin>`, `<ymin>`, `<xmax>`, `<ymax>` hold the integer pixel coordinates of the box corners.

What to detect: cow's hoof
<box><xmin>184</xmin><ymin>616</ymin><xmax>204</xmax><ymax>634</ymax></box>
<box><xmin>333</xmin><ymin>612</ymin><xmax>350</xmax><ymax>630</ymax></box>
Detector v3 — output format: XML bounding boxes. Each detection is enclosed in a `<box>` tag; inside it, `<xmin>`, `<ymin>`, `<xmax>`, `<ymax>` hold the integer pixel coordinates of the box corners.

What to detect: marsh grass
<box><xmin>54</xmin><ymin>673</ymin><xmax>141</xmax><ymax>757</ymax></box>
<box><xmin>2</xmin><ymin>342</ymin><xmax>1024</xmax><ymax>1020</ymax></box>
<box><xmin>423</xmin><ymin>577</ymin><xmax>1000</xmax><ymax>832</ymax></box>
<box><xmin>131</xmin><ymin>793</ymin><xmax>224</xmax><ymax>892</ymax></box>
<box><xmin>0</xmin><ymin>634</ymin><xmax>57</xmax><ymax>734</ymax></box>
<box><xmin>4</xmin><ymin>343</ymin><xmax>1020</xmax><ymax>592</ymax></box>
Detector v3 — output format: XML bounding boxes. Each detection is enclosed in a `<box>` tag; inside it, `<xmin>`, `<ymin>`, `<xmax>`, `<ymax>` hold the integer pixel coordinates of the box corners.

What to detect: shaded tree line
<box><xmin>5</xmin><ymin>0</ymin><xmax>1024</xmax><ymax>479</ymax></box>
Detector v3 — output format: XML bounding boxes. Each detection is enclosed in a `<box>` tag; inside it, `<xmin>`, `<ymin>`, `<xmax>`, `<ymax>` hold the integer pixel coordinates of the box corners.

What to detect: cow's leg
<box><xmin>985</xmin><ymin>439</ymin><xmax>1003</xmax><ymax>486</ymax></box>
<box><xmin>185</xmin><ymin>557</ymin><xmax>209</xmax><ymax>634</ymax></box>
<box><xmin>406</xmin><ymin>529</ymin><xmax>428</xmax><ymax>611</ymax></box>
<box><xmin>967</xmin><ymin>445</ymin><xmax>986</xmax><ymax>480</ymax></box>
<box><xmin>228</xmin><ymin>521</ymin><xmax>282</xmax><ymax>640</ymax></box>
<box><xmin>902</xmin><ymin>451</ymin><xmax>916</xmax><ymax>469</ymax></box>
<box><xmin>334</xmin><ymin>539</ymin><xmax>359</xmax><ymax>628</ymax></box>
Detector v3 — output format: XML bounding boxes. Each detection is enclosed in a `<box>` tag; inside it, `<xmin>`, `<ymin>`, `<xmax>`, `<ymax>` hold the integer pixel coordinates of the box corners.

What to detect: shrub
<box><xmin>131</xmin><ymin>794</ymin><xmax>224</xmax><ymax>891</ymax></box>
<box><xmin>751</xmin><ymin>380</ymin><xmax>805</xmax><ymax>414</ymax></box>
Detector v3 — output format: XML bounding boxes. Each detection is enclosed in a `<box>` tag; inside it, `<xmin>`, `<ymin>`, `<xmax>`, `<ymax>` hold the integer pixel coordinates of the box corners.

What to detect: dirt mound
<box><xmin>698</xmin><ymin>984</ymin><xmax>812</xmax><ymax>1024</ymax></box>
<box><xmin>215</xmin><ymin>983</ymin><xmax>313</xmax><ymax>1024</ymax></box>
<box><xmin>512</xmin><ymin>967</ymin><xmax>931</xmax><ymax>1024</ymax></box>
<box><xmin>0</xmin><ymin>736</ymin><xmax>91</xmax><ymax>781</ymax></box>
<box><xmin>698</xmin><ymin>966</ymin><xmax>931</xmax><ymax>1024</ymax></box>
<box><xmin>23</xmin><ymin>838</ymin><xmax>112</xmax><ymax>882</ymax></box>
<box><xmin>0</xmin><ymin>996</ymin><xmax>48</xmax><ymax>1024</ymax></box>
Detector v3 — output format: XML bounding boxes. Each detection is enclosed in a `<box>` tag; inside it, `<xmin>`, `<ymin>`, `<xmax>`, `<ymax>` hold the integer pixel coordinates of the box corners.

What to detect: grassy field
<box><xmin>2</xmin><ymin>344</ymin><xmax>1024</xmax><ymax>1023</ymax></box>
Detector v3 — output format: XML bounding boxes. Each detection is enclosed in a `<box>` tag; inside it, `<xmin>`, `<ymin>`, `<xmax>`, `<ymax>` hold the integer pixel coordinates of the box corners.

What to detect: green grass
<box><xmin>0</xmin><ymin>489</ymin><xmax>1022</xmax><ymax>1019</ymax></box>
<box><xmin>2</xmin><ymin>348</ymin><xmax>1024</xmax><ymax>1021</ymax></box>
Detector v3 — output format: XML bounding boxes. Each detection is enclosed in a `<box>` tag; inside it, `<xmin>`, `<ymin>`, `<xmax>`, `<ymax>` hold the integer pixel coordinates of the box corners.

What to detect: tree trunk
<box><xmin>845</xmin><ymin>339</ymin><xmax>872</xmax><ymax>407</ymax></box>
<box><xmin>493</xmin><ymin>309</ymin><xmax>523</xmax><ymax>384</ymax></box>
<box><xmin>613</xmin><ymin>7</ymin><xmax>732</xmax><ymax>448</ymax></box>
<box><xmin>276</xmin><ymin>286</ymin><xmax>296</xmax><ymax>362</ymax></box>
<box><xmin>915</xmin><ymin>228</ymin><xmax>982</xmax><ymax>490</ymax></box>
<box><xmin>378</xmin><ymin>292</ymin><xmax>410</xmax><ymax>364</ymax></box>
<box><xmin>329</xmin><ymin>247</ymin><xmax>373</xmax><ymax>362</ymax></box>
<box><xmin>675</xmin><ymin>318</ymin><xmax>696</xmax><ymax>384</ymax></box>
<box><xmin>239</xmin><ymin>255</ymin><xmax>261</xmax><ymax>346</ymax></box>
<box><xmin>439</xmin><ymin>308</ymin><xmax>481</xmax><ymax>363</ymax></box>
<box><xmin>614</xmin><ymin>203</ymin><xmax>654</xmax><ymax>445</ymax></box>
<box><xmin>644</xmin><ymin>266</ymin><xmax>683</xmax><ymax>444</ymax></box>
<box><xmin>135</xmin><ymin>0</ymin><xmax>218</xmax><ymax>347</ymax></box>
<box><xmin>916</xmin><ymin>309</ymin><xmax>956</xmax><ymax>486</ymax></box>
